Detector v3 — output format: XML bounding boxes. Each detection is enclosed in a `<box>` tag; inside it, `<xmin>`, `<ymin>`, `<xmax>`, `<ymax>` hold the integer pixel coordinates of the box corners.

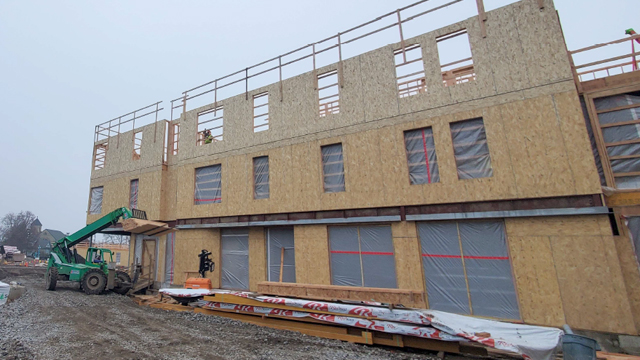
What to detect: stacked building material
<box><xmin>160</xmin><ymin>288</ymin><xmax>563</xmax><ymax>360</ymax></box>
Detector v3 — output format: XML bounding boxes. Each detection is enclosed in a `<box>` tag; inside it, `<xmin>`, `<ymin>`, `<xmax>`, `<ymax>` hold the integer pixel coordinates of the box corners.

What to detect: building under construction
<box><xmin>86</xmin><ymin>0</ymin><xmax>640</xmax><ymax>337</ymax></box>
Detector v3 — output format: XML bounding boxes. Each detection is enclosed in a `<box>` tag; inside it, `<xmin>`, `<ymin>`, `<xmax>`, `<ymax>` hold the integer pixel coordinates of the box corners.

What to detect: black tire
<box><xmin>113</xmin><ymin>270</ymin><xmax>132</xmax><ymax>295</ymax></box>
<box><xmin>81</xmin><ymin>269</ymin><xmax>107</xmax><ymax>295</ymax></box>
<box><xmin>45</xmin><ymin>267</ymin><xmax>57</xmax><ymax>291</ymax></box>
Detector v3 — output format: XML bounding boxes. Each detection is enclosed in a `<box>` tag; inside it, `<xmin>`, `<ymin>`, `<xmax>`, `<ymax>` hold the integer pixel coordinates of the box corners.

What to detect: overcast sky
<box><xmin>0</xmin><ymin>0</ymin><xmax>638</xmax><ymax>234</ymax></box>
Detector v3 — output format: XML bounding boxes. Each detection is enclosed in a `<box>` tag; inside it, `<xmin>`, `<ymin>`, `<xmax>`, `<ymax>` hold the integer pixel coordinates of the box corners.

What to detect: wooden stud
<box><xmin>476</xmin><ymin>0</ymin><xmax>487</xmax><ymax>38</ymax></box>
<box><xmin>397</xmin><ymin>10</ymin><xmax>406</xmax><ymax>63</ymax></box>
<box><xmin>279</xmin><ymin>247</ymin><xmax>285</xmax><ymax>282</ymax></box>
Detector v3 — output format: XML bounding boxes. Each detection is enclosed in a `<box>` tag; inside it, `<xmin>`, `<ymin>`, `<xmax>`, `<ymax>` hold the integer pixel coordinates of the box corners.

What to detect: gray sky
<box><xmin>0</xmin><ymin>0</ymin><xmax>638</xmax><ymax>234</ymax></box>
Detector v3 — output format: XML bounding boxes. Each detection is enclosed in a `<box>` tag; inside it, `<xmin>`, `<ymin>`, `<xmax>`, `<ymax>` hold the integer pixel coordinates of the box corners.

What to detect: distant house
<box><xmin>35</xmin><ymin>228</ymin><xmax>67</xmax><ymax>260</ymax></box>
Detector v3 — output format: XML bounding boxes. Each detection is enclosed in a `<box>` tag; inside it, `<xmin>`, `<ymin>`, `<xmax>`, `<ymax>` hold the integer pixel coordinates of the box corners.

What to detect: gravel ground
<box><xmin>0</xmin><ymin>267</ymin><xmax>491</xmax><ymax>360</ymax></box>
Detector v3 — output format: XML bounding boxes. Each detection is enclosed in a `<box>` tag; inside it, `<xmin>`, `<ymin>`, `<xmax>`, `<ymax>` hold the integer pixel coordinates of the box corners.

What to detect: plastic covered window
<box><xmin>404</xmin><ymin>127</ymin><xmax>440</xmax><ymax>184</ymax></box>
<box><xmin>221</xmin><ymin>228</ymin><xmax>249</xmax><ymax>290</ymax></box>
<box><xmin>329</xmin><ymin>226</ymin><xmax>397</xmax><ymax>288</ymax></box>
<box><xmin>253</xmin><ymin>156</ymin><xmax>269</xmax><ymax>199</ymax></box>
<box><xmin>593</xmin><ymin>92</ymin><xmax>640</xmax><ymax>189</ymax></box>
<box><xmin>89</xmin><ymin>186</ymin><xmax>103</xmax><ymax>214</ymax></box>
<box><xmin>321</xmin><ymin>143</ymin><xmax>345</xmax><ymax>193</ymax></box>
<box><xmin>417</xmin><ymin>220</ymin><xmax>520</xmax><ymax>319</ymax></box>
<box><xmin>129</xmin><ymin>179</ymin><xmax>139</xmax><ymax>209</ymax></box>
<box><xmin>450</xmin><ymin>118</ymin><xmax>493</xmax><ymax>179</ymax></box>
<box><xmin>194</xmin><ymin>165</ymin><xmax>221</xmax><ymax>205</ymax></box>
<box><xmin>267</xmin><ymin>227</ymin><xmax>295</xmax><ymax>282</ymax></box>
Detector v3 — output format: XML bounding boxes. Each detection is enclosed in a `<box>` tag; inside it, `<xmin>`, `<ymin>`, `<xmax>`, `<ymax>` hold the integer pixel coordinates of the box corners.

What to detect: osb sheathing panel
<box><xmin>91</xmin><ymin>121</ymin><xmax>167</xmax><ymax>180</ymax></box>
<box><xmin>506</xmin><ymin>216</ymin><xmax>637</xmax><ymax>334</ymax></box>
<box><xmin>508</xmin><ymin>235</ymin><xmax>565</xmax><ymax>327</ymax></box>
<box><xmin>391</xmin><ymin>222</ymin><xmax>425</xmax><ymax>294</ymax></box>
<box><xmin>516</xmin><ymin>0</ymin><xmax>572</xmax><ymax>88</ymax></box>
<box><xmin>359</xmin><ymin>45</ymin><xmax>399</xmax><ymax>122</ymax></box>
<box><xmin>87</xmin><ymin>170</ymin><xmax>163</xmax><ymax>224</ymax></box>
<box><xmin>172</xmin><ymin>229</ymin><xmax>220</xmax><ymax>287</ymax></box>
<box><xmin>293</xmin><ymin>225</ymin><xmax>330</xmax><ymax>285</ymax></box>
<box><xmin>248</xmin><ymin>227</ymin><xmax>266</xmax><ymax>291</ymax></box>
<box><xmin>174</xmin><ymin>93</ymin><xmax>599</xmax><ymax>220</ymax></box>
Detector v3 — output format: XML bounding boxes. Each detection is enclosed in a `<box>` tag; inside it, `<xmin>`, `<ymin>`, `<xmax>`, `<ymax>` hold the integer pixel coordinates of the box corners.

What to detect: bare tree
<box><xmin>0</xmin><ymin>211</ymin><xmax>39</xmax><ymax>253</ymax></box>
<box><xmin>97</xmin><ymin>234</ymin><xmax>130</xmax><ymax>246</ymax></box>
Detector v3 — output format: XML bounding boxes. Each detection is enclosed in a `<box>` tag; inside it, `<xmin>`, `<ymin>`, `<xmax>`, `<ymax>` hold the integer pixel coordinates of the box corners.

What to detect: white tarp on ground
<box><xmin>0</xmin><ymin>281</ymin><xmax>10</xmax><ymax>306</ymax></box>
<box><xmin>159</xmin><ymin>288</ymin><xmax>215</xmax><ymax>297</ymax></box>
<box><xmin>180</xmin><ymin>289</ymin><xmax>562</xmax><ymax>360</ymax></box>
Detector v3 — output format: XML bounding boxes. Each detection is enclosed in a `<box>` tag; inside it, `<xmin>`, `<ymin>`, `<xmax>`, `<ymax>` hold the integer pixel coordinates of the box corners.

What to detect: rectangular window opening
<box><xmin>253</xmin><ymin>92</ymin><xmax>269</xmax><ymax>132</ymax></box>
<box><xmin>417</xmin><ymin>220</ymin><xmax>520</xmax><ymax>320</ymax></box>
<box><xmin>437</xmin><ymin>29</ymin><xmax>475</xmax><ymax>87</ymax></box>
<box><xmin>89</xmin><ymin>186</ymin><xmax>103</xmax><ymax>215</ymax></box>
<box><xmin>450</xmin><ymin>118</ymin><xmax>493</xmax><ymax>179</ymax></box>
<box><xmin>395</xmin><ymin>44</ymin><xmax>426</xmax><ymax>98</ymax></box>
<box><xmin>267</xmin><ymin>227</ymin><xmax>295</xmax><ymax>282</ymax></box>
<box><xmin>194</xmin><ymin>164</ymin><xmax>222</xmax><ymax>205</ymax></box>
<box><xmin>253</xmin><ymin>156</ymin><xmax>270</xmax><ymax>199</ymax></box>
<box><xmin>171</xmin><ymin>123</ymin><xmax>180</xmax><ymax>156</ymax></box>
<box><xmin>129</xmin><ymin>179</ymin><xmax>139</xmax><ymax>209</ymax></box>
<box><xmin>197</xmin><ymin>106</ymin><xmax>224</xmax><ymax>146</ymax></box>
<box><xmin>321</xmin><ymin>143</ymin><xmax>345</xmax><ymax>193</ymax></box>
<box><xmin>318</xmin><ymin>70</ymin><xmax>340</xmax><ymax>117</ymax></box>
<box><xmin>94</xmin><ymin>142</ymin><xmax>108</xmax><ymax>170</ymax></box>
<box><xmin>404</xmin><ymin>127</ymin><xmax>440</xmax><ymax>184</ymax></box>
<box><xmin>329</xmin><ymin>226</ymin><xmax>397</xmax><ymax>288</ymax></box>
<box><xmin>133</xmin><ymin>131</ymin><xmax>143</xmax><ymax>160</ymax></box>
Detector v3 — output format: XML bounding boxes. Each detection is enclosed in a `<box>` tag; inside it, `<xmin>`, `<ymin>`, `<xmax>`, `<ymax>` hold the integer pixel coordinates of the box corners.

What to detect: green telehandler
<box><xmin>45</xmin><ymin>207</ymin><xmax>147</xmax><ymax>295</ymax></box>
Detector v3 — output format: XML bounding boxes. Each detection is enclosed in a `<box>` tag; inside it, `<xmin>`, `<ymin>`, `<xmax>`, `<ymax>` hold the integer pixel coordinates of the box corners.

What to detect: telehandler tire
<box><xmin>45</xmin><ymin>267</ymin><xmax>57</xmax><ymax>291</ymax></box>
<box><xmin>113</xmin><ymin>271</ymin><xmax>132</xmax><ymax>295</ymax></box>
<box><xmin>81</xmin><ymin>269</ymin><xmax>107</xmax><ymax>295</ymax></box>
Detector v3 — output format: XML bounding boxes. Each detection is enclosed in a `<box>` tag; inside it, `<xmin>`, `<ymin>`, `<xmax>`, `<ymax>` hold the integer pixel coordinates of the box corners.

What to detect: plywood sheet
<box><xmin>173</xmin><ymin>229</ymin><xmax>220</xmax><ymax>287</ymax></box>
<box><xmin>613</xmin><ymin>233</ymin><xmax>640</xmax><ymax>333</ymax></box>
<box><xmin>507</xmin><ymin>235</ymin><xmax>565</xmax><ymax>326</ymax></box>
<box><xmin>248</xmin><ymin>227</ymin><xmax>266</xmax><ymax>291</ymax></box>
<box><xmin>391</xmin><ymin>222</ymin><xmax>425</xmax><ymax>293</ymax></box>
<box><xmin>505</xmin><ymin>216</ymin><xmax>605</xmax><ymax>237</ymax></box>
<box><xmin>551</xmin><ymin>234</ymin><xmax>636</xmax><ymax>334</ymax></box>
<box><xmin>293</xmin><ymin>225</ymin><xmax>330</xmax><ymax>285</ymax></box>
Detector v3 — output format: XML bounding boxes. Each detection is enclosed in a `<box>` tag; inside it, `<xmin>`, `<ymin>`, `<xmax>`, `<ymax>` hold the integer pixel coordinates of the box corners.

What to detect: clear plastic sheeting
<box><xmin>418</xmin><ymin>222</ymin><xmax>470</xmax><ymax>315</ymax></box>
<box><xmin>253</xmin><ymin>156</ymin><xmax>269</xmax><ymax>199</ymax></box>
<box><xmin>89</xmin><ymin>186</ymin><xmax>103</xmax><ymax>214</ymax></box>
<box><xmin>594</xmin><ymin>93</ymin><xmax>640</xmax><ymax>189</ymax></box>
<box><xmin>329</xmin><ymin>226</ymin><xmax>396</xmax><ymax>288</ymax></box>
<box><xmin>580</xmin><ymin>97</ymin><xmax>606</xmax><ymax>185</ymax></box>
<box><xmin>450</xmin><ymin>118</ymin><xmax>493</xmax><ymax>179</ymax></box>
<box><xmin>418</xmin><ymin>220</ymin><xmax>520</xmax><ymax>320</ymax></box>
<box><xmin>129</xmin><ymin>179</ymin><xmax>139</xmax><ymax>209</ymax></box>
<box><xmin>164</xmin><ymin>232</ymin><xmax>175</xmax><ymax>287</ymax></box>
<box><xmin>194</xmin><ymin>165</ymin><xmax>222</xmax><ymax>204</ymax></box>
<box><xmin>626</xmin><ymin>217</ymin><xmax>640</xmax><ymax>267</ymax></box>
<box><xmin>267</xmin><ymin>227</ymin><xmax>295</xmax><ymax>282</ymax></box>
<box><xmin>321</xmin><ymin>144</ymin><xmax>345</xmax><ymax>193</ymax></box>
<box><xmin>134</xmin><ymin>234</ymin><xmax>143</xmax><ymax>265</ymax></box>
<box><xmin>459</xmin><ymin>221</ymin><xmax>519</xmax><ymax>320</ymax></box>
<box><xmin>404</xmin><ymin>128</ymin><xmax>440</xmax><ymax>185</ymax></box>
<box><xmin>221</xmin><ymin>228</ymin><xmax>249</xmax><ymax>290</ymax></box>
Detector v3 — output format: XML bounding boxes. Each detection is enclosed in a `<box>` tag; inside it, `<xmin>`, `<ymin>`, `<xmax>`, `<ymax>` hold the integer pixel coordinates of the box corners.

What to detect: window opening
<box><xmin>94</xmin><ymin>142</ymin><xmax>108</xmax><ymax>170</ymax></box>
<box><xmin>437</xmin><ymin>29</ymin><xmax>475</xmax><ymax>87</ymax></box>
<box><xmin>450</xmin><ymin>118</ymin><xmax>493</xmax><ymax>179</ymax></box>
<box><xmin>197</xmin><ymin>106</ymin><xmax>223</xmax><ymax>145</ymax></box>
<box><xmin>404</xmin><ymin>127</ymin><xmax>440</xmax><ymax>184</ymax></box>
<box><xmin>318</xmin><ymin>70</ymin><xmax>340</xmax><ymax>117</ymax></box>
<box><xmin>267</xmin><ymin>227</ymin><xmax>295</xmax><ymax>282</ymax></box>
<box><xmin>418</xmin><ymin>220</ymin><xmax>520</xmax><ymax>319</ymax></box>
<box><xmin>253</xmin><ymin>156</ymin><xmax>270</xmax><ymax>199</ymax></box>
<box><xmin>328</xmin><ymin>226</ymin><xmax>396</xmax><ymax>288</ymax></box>
<box><xmin>89</xmin><ymin>186</ymin><xmax>103</xmax><ymax>215</ymax></box>
<box><xmin>253</xmin><ymin>92</ymin><xmax>269</xmax><ymax>132</ymax></box>
<box><xmin>321</xmin><ymin>143</ymin><xmax>345</xmax><ymax>193</ymax></box>
<box><xmin>171</xmin><ymin>123</ymin><xmax>180</xmax><ymax>155</ymax></box>
<box><xmin>395</xmin><ymin>44</ymin><xmax>426</xmax><ymax>98</ymax></box>
<box><xmin>129</xmin><ymin>179</ymin><xmax>139</xmax><ymax>209</ymax></box>
<box><xmin>133</xmin><ymin>131</ymin><xmax>143</xmax><ymax>160</ymax></box>
<box><xmin>194</xmin><ymin>165</ymin><xmax>222</xmax><ymax>205</ymax></box>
